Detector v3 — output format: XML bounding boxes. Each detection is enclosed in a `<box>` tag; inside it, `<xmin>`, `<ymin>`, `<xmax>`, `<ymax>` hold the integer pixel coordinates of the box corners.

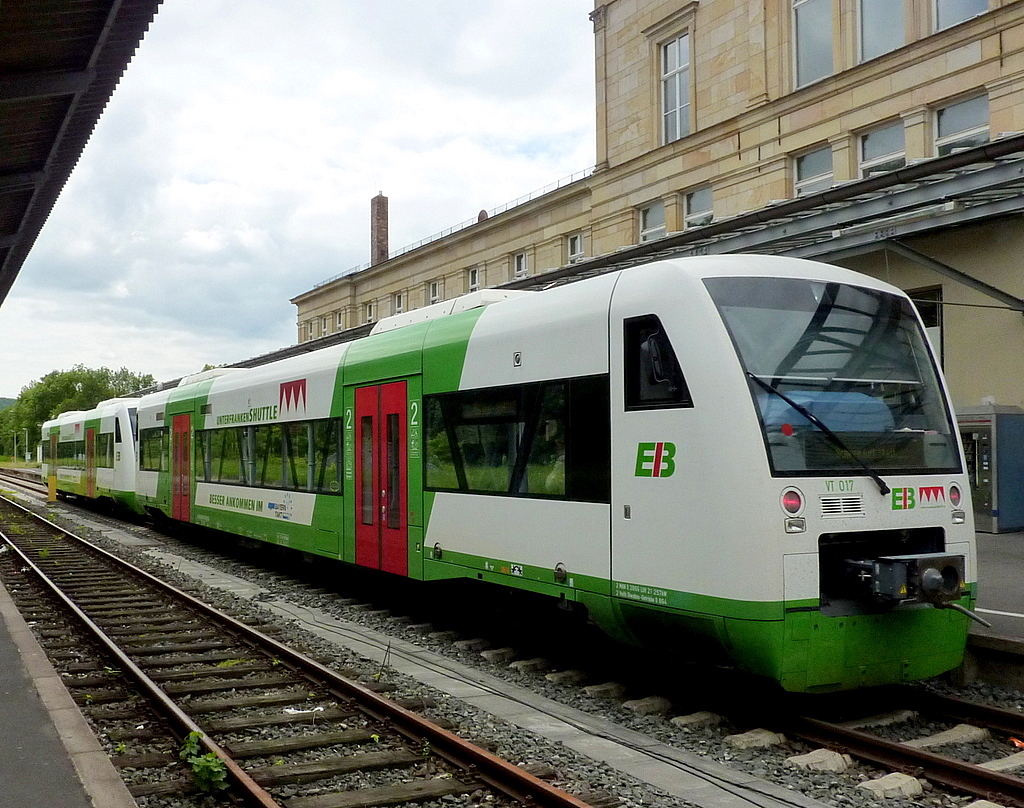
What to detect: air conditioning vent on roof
<box><xmin>369</xmin><ymin>289</ymin><xmax>533</xmax><ymax>335</ymax></box>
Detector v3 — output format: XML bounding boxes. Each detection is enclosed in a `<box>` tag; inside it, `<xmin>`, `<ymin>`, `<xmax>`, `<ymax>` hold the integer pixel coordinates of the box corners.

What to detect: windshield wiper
<box><xmin>747</xmin><ymin>372</ymin><xmax>891</xmax><ymax>496</ymax></box>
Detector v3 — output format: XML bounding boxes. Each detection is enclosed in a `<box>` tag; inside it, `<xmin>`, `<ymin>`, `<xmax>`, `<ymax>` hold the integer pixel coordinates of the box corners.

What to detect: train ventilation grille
<box><xmin>820</xmin><ymin>495</ymin><xmax>864</xmax><ymax>517</ymax></box>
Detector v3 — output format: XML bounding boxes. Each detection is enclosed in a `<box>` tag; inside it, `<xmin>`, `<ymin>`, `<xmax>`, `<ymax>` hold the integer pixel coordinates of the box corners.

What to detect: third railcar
<box><xmin>46</xmin><ymin>255</ymin><xmax>978</xmax><ymax>692</ymax></box>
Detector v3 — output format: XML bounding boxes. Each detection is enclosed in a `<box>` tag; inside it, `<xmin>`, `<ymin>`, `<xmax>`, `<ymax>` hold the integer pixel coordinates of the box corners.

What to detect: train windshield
<box><xmin>705</xmin><ymin>276</ymin><xmax>960</xmax><ymax>475</ymax></box>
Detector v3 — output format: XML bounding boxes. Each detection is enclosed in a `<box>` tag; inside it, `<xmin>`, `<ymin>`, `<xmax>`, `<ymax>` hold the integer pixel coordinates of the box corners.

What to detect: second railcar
<box><xmin>41</xmin><ymin>398</ymin><xmax>140</xmax><ymax>511</ymax></box>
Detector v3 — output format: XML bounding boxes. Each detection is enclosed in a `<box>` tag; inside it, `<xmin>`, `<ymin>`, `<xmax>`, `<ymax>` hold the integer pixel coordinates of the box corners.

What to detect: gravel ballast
<box><xmin>6</xmin><ymin>492</ymin><xmax>1022</xmax><ymax>808</ymax></box>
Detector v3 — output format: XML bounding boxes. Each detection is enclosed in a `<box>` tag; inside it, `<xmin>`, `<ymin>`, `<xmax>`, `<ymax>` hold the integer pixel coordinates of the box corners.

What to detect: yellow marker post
<box><xmin>48</xmin><ymin>475</ymin><xmax>57</xmax><ymax>502</ymax></box>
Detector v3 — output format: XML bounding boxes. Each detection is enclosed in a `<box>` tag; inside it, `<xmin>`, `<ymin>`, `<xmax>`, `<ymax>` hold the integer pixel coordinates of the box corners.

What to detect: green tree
<box><xmin>0</xmin><ymin>365</ymin><xmax>155</xmax><ymax>461</ymax></box>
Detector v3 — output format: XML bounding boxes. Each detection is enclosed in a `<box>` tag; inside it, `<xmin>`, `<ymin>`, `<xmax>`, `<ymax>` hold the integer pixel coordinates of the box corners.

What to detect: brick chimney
<box><xmin>371</xmin><ymin>192</ymin><xmax>388</xmax><ymax>266</ymax></box>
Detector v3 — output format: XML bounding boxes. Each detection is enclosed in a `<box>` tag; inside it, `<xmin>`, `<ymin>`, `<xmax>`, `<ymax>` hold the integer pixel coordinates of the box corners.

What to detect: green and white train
<box><xmin>42</xmin><ymin>255</ymin><xmax>979</xmax><ymax>692</ymax></box>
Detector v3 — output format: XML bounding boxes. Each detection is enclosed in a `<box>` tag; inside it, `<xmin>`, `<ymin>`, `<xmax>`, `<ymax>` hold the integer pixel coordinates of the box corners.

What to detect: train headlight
<box><xmin>781</xmin><ymin>487</ymin><xmax>804</xmax><ymax>516</ymax></box>
<box><xmin>949</xmin><ymin>484</ymin><xmax>962</xmax><ymax>508</ymax></box>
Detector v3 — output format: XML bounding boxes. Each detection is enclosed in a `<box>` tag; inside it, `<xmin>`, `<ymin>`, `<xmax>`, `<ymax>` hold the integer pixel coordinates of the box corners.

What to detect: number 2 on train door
<box><xmin>354</xmin><ymin>382</ymin><xmax>408</xmax><ymax>576</ymax></box>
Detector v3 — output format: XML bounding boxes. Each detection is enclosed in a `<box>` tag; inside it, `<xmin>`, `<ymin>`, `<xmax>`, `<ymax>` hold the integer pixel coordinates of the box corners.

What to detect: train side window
<box><xmin>254</xmin><ymin>424</ymin><xmax>285</xmax><ymax>489</ymax></box>
<box><xmin>624</xmin><ymin>315</ymin><xmax>692</xmax><ymax>410</ymax></box>
<box><xmin>424</xmin><ymin>398</ymin><xmax>462</xmax><ymax>490</ymax></box>
<box><xmin>455</xmin><ymin>391</ymin><xmax>521</xmax><ymax>493</ymax></box>
<box><xmin>196</xmin><ymin>431</ymin><xmax>211</xmax><ymax>482</ymax></box>
<box><xmin>524</xmin><ymin>384</ymin><xmax>566</xmax><ymax>496</ymax></box>
<box><xmin>566</xmin><ymin>376</ymin><xmax>611</xmax><ymax>502</ymax></box>
<box><xmin>139</xmin><ymin>427</ymin><xmax>169</xmax><ymax>472</ymax></box>
<box><xmin>96</xmin><ymin>433</ymin><xmax>114</xmax><ymax>468</ymax></box>
<box><xmin>282</xmin><ymin>423</ymin><xmax>310</xmax><ymax>490</ymax></box>
<box><xmin>424</xmin><ymin>375</ymin><xmax>610</xmax><ymax>503</ymax></box>
<box><xmin>210</xmin><ymin>428</ymin><xmax>247</xmax><ymax>484</ymax></box>
<box><xmin>311</xmin><ymin>419</ymin><xmax>343</xmax><ymax>494</ymax></box>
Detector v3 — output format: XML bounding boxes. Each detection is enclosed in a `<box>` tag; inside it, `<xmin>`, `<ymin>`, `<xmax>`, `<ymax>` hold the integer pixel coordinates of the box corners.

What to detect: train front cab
<box><xmin>599</xmin><ymin>258</ymin><xmax>976</xmax><ymax>692</ymax></box>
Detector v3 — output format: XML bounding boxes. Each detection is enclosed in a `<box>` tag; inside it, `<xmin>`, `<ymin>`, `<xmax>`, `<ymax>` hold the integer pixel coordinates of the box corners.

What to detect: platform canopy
<box><xmin>0</xmin><ymin>0</ymin><xmax>162</xmax><ymax>309</ymax></box>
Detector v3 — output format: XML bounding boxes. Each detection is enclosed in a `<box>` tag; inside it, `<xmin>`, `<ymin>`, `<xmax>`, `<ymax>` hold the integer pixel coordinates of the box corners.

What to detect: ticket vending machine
<box><xmin>957</xmin><ymin>405</ymin><xmax>1024</xmax><ymax>533</ymax></box>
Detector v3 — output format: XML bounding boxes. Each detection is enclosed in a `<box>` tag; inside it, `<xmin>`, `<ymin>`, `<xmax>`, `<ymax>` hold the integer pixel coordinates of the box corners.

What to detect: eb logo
<box><xmin>635</xmin><ymin>442</ymin><xmax>676</xmax><ymax>478</ymax></box>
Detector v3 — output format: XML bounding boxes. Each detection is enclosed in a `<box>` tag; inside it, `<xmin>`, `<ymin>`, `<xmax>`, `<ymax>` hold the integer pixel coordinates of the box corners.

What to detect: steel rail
<box><xmin>0</xmin><ymin>469</ymin><xmax>47</xmax><ymax>495</ymax></box>
<box><xmin>903</xmin><ymin>689</ymin><xmax>1024</xmax><ymax>739</ymax></box>
<box><xmin>0</xmin><ymin>495</ymin><xmax>281</xmax><ymax>808</ymax></box>
<box><xmin>0</xmin><ymin>494</ymin><xmax>594</xmax><ymax>808</ymax></box>
<box><xmin>785</xmin><ymin>715</ymin><xmax>1024</xmax><ymax>807</ymax></box>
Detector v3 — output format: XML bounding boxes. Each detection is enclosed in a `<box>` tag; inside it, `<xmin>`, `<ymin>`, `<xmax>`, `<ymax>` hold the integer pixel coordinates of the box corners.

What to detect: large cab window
<box><xmin>705</xmin><ymin>276</ymin><xmax>960</xmax><ymax>475</ymax></box>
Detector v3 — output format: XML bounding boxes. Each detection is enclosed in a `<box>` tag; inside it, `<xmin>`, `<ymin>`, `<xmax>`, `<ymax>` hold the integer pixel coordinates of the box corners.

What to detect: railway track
<box><xmin>12</xmin><ymin>466</ymin><xmax>1024</xmax><ymax>807</ymax></box>
<box><xmin>0</xmin><ymin>467</ymin><xmax>48</xmax><ymax>497</ymax></box>
<box><xmin>773</xmin><ymin>687</ymin><xmax>1024</xmax><ymax>805</ymax></box>
<box><xmin>0</xmin><ymin>492</ymin><xmax>595</xmax><ymax>808</ymax></box>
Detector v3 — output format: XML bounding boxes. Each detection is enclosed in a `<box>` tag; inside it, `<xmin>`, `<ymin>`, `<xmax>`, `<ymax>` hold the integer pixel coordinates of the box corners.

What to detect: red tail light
<box><xmin>781</xmin><ymin>488</ymin><xmax>804</xmax><ymax>515</ymax></box>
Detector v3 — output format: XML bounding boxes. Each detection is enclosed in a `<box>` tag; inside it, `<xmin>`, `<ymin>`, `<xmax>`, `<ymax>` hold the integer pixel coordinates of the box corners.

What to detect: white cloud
<box><xmin>3</xmin><ymin>1</ymin><xmax>595</xmax><ymax>395</ymax></box>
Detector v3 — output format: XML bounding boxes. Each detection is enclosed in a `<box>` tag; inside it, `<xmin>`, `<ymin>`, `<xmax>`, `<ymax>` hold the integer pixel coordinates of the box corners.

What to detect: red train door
<box><xmin>48</xmin><ymin>435</ymin><xmax>58</xmax><ymax>501</ymax></box>
<box><xmin>85</xmin><ymin>428</ymin><xmax>96</xmax><ymax>498</ymax></box>
<box><xmin>354</xmin><ymin>381</ymin><xmax>408</xmax><ymax>575</ymax></box>
<box><xmin>171</xmin><ymin>414</ymin><xmax>191</xmax><ymax>521</ymax></box>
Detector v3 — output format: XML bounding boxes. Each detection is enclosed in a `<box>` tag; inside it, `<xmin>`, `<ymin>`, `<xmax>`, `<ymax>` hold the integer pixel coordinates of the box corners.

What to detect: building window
<box><xmin>860</xmin><ymin>0</ymin><xmax>904</xmax><ymax>62</ymax></box>
<box><xmin>307</xmin><ymin>320</ymin><xmax>315</xmax><ymax>340</ymax></box>
<box><xmin>466</xmin><ymin>266</ymin><xmax>481</xmax><ymax>292</ymax></box>
<box><xmin>639</xmin><ymin>201</ymin><xmax>666</xmax><ymax>242</ymax></box>
<box><xmin>936</xmin><ymin>0</ymin><xmax>988</xmax><ymax>31</ymax></box>
<box><xmin>566</xmin><ymin>233</ymin><xmax>585</xmax><ymax>263</ymax></box>
<box><xmin>661</xmin><ymin>33</ymin><xmax>690</xmax><ymax>144</ymax></box>
<box><xmin>393</xmin><ymin>292</ymin><xmax>404</xmax><ymax>314</ymax></box>
<box><xmin>428</xmin><ymin>279</ymin><xmax>441</xmax><ymax>304</ymax></box>
<box><xmin>794</xmin><ymin>146</ymin><xmax>833</xmax><ymax>196</ymax></box>
<box><xmin>911</xmin><ymin>287</ymin><xmax>943</xmax><ymax>366</ymax></box>
<box><xmin>683</xmin><ymin>187</ymin><xmax>713</xmax><ymax>228</ymax></box>
<box><xmin>364</xmin><ymin>302</ymin><xmax>374</xmax><ymax>323</ymax></box>
<box><xmin>859</xmin><ymin>122</ymin><xmax>906</xmax><ymax>177</ymax></box>
<box><xmin>320</xmin><ymin>316</ymin><xmax>328</xmax><ymax>335</ymax></box>
<box><xmin>336</xmin><ymin>311</ymin><xmax>345</xmax><ymax>330</ymax></box>
<box><xmin>513</xmin><ymin>252</ymin><xmax>528</xmax><ymax>279</ymax></box>
<box><xmin>935</xmin><ymin>95</ymin><xmax>988</xmax><ymax>155</ymax></box>
<box><xmin>794</xmin><ymin>0</ymin><xmax>832</xmax><ymax>87</ymax></box>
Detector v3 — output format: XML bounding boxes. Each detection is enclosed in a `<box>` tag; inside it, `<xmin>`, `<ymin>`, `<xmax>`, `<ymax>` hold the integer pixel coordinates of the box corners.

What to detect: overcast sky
<box><xmin>0</xmin><ymin>1</ymin><xmax>596</xmax><ymax>397</ymax></box>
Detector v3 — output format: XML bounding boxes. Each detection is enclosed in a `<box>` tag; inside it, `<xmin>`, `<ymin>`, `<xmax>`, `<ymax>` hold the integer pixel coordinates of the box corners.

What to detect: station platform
<box><xmin>970</xmin><ymin>530</ymin><xmax>1024</xmax><ymax>639</ymax></box>
<box><xmin>0</xmin><ymin>578</ymin><xmax>136</xmax><ymax>808</ymax></box>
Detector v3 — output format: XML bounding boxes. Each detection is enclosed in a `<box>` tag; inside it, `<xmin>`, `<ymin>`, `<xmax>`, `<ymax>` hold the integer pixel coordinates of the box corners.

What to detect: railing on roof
<box><xmin>311</xmin><ymin>166</ymin><xmax>595</xmax><ymax>290</ymax></box>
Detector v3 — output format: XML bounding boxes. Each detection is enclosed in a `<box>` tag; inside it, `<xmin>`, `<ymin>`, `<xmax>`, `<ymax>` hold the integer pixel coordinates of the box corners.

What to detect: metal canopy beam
<box><xmin>828</xmin><ymin>240</ymin><xmax>1024</xmax><ymax>313</ymax></box>
<box><xmin>0</xmin><ymin>71</ymin><xmax>94</xmax><ymax>101</ymax></box>
<box><xmin>669</xmin><ymin>158</ymin><xmax>1024</xmax><ymax>260</ymax></box>
<box><xmin>0</xmin><ymin>171</ymin><xmax>45</xmax><ymax>191</ymax></box>
<box><xmin>886</xmin><ymin>240</ymin><xmax>1024</xmax><ymax>313</ymax></box>
<box><xmin>788</xmin><ymin>193</ymin><xmax>1024</xmax><ymax>261</ymax></box>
